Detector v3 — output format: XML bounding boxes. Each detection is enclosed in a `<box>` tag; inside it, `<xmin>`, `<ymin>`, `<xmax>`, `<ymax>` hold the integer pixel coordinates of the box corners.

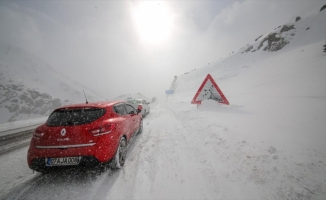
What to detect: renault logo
<box><xmin>60</xmin><ymin>128</ymin><xmax>66</xmax><ymax>136</ymax></box>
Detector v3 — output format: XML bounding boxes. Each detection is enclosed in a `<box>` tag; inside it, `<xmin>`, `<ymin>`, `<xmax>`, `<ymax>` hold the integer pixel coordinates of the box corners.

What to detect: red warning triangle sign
<box><xmin>191</xmin><ymin>74</ymin><xmax>229</xmax><ymax>105</ymax></box>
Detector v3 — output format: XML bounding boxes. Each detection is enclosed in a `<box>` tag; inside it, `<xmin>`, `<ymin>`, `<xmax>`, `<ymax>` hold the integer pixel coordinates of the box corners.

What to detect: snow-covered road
<box><xmin>1</xmin><ymin>100</ymin><xmax>325</xmax><ymax>200</ymax></box>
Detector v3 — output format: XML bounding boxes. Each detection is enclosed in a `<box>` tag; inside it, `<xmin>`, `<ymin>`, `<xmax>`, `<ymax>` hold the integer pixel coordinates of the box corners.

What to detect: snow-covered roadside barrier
<box><xmin>0</xmin><ymin>117</ymin><xmax>47</xmax><ymax>155</ymax></box>
<box><xmin>0</xmin><ymin>117</ymin><xmax>47</xmax><ymax>133</ymax></box>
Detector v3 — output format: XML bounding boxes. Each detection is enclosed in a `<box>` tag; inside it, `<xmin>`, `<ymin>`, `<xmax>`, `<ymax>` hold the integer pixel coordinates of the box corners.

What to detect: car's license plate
<box><xmin>45</xmin><ymin>157</ymin><xmax>81</xmax><ymax>166</ymax></box>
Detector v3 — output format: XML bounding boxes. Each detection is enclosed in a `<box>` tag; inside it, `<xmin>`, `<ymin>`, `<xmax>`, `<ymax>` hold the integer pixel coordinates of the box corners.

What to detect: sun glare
<box><xmin>133</xmin><ymin>1</ymin><xmax>172</xmax><ymax>44</ymax></box>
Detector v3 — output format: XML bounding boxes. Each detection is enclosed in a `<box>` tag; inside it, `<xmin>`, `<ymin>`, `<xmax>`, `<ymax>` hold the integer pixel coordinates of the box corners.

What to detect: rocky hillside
<box><xmin>0</xmin><ymin>44</ymin><xmax>105</xmax><ymax>123</ymax></box>
<box><xmin>237</xmin><ymin>8</ymin><xmax>325</xmax><ymax>55</ymax></box>
<box><xmin>0</xmin><ymin>82</ymin><xmax>67</xmax><ymax>122</ymax></box>
<box><xmin>241</xmin><ymin>24</ymin><xmax>296</xmax><ymax>53</ymax></box>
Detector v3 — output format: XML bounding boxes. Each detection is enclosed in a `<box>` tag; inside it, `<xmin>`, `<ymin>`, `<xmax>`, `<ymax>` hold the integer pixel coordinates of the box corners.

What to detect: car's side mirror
<box><xmin>137</xmin><ymin>105</ymin><xmax>142</xmax><ymax>114</ymax></box>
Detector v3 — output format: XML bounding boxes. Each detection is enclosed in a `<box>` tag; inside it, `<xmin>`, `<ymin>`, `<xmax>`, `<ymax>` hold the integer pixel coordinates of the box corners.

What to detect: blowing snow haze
<box><xmin>1</xmin><ymin>1</ymin><xmax>326</xmax><ymax>199</ymax></box>
<box><xmin>0</xmin><ymin>0</ymin><xmax>325</xmax><ymax>123</ymax></box>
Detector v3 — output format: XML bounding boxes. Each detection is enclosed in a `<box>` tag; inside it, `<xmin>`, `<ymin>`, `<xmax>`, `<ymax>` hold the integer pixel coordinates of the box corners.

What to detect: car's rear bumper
<box><xmin>29</xmin><ymin>156</ymin><xmax>113</xmax><ymax>172</ymax></box>
<box><xmin>27</xmin><ymin>134</ymin><xmax>120</xmax><ymax>170</ymax></box>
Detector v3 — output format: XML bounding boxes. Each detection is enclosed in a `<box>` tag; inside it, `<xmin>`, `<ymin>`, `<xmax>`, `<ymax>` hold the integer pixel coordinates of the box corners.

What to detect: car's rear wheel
<box><xmin>110</xmin><ymin>137</ymin><xmax>127</xmax><ymax>169</ymax></box>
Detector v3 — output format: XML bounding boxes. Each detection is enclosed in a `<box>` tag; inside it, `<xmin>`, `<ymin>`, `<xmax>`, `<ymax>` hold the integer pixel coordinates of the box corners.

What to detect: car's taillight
<box><xmin>90</xmin><ymin>124</ymin><xmax>116</xmax><ymax>136</ymax></box>
<box><xmin>33</xmin><ymin>130</ymin><xmax>44</xmax><ymax>139</ymax></box>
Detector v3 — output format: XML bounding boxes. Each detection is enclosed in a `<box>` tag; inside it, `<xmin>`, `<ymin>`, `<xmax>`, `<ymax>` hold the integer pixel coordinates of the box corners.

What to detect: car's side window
<box><xmin>114</xmin><ymin>103</ymin><xmax>127</xmax><ymax>115</ymax></box>
<box><xmin>125</xmin><ymin>104</ymin><xmax>136</xmax><ymax>114</ymax></box>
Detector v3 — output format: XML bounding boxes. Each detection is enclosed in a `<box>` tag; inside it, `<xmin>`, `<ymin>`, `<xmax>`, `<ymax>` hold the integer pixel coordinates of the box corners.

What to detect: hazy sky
<box><xmin>0</xmin><ymin>0</ymin><xmax>324</xmax><ymax>100</ymax></box>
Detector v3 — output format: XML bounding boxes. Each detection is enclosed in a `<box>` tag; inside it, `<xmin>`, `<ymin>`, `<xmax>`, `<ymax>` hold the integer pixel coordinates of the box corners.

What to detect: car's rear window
<box><xmin>46</xmin><ymin>107</ymin><xmax>106</xmax><ymax>126</ymax></box>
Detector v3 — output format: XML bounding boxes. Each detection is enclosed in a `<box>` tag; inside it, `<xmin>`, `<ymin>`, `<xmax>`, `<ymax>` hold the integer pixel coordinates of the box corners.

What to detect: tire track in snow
<box><xmin>103</xmin><ymin>103</ymin><xmax>165</xmax><ymax>200</ymax></box>
<box><xmin>147</xmin><ymin>101</ymin><xmax>223</xmax><ymax>199</ymax></box>
<box><xmin>166</xmin><ymin>103</ymin><xmax>226</xmax><ymax>199</ymax></box>
<box><xmin>132</xmin><ymin>103</ymin><xmax>184</xmax><ymax>198</ymax></box>
<box><xmin>3</xmin><ymin>167</ymin><xmax>100</xmax><ymax>200</ymax></box>
<box><xmin>130</xmin><ymin>101</ymin><xmax>214</xmax><ymax>199</ymax></box>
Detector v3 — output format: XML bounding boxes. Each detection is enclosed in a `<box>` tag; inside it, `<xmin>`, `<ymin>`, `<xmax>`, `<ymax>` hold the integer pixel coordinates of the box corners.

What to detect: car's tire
<box><xmin>138</xmin><ymin>119</ymin><xmax>143</xmax><ymax>134</ymax></box>
<box><xmin>110</xmin><ymin>137</ymin><xmax>127</xmax><ymax>169</ymax></box>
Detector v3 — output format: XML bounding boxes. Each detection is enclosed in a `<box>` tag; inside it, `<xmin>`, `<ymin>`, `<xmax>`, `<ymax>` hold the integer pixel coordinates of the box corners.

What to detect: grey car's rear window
<box><xmin>114</xmin><ymin>104</ymin><xmax>128</xmax><ymax>115</ymax></box>
<box><xmin>46</xmin><ymin>108</ymin><xmax>106</xmax><ymax>126</ymax></box>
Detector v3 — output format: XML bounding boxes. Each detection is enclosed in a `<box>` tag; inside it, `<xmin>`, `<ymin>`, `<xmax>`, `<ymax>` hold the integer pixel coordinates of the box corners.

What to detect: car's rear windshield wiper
<box><xmin>64</xmin><ymin>121</ymin><xmax>80</xmax><ymax>125</ymax></box>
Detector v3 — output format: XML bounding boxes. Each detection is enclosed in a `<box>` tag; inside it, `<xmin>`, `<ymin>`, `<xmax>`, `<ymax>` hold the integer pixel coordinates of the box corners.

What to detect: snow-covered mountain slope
<box><xmin>173</xmin><ymin>10</ymin><xmax>326</xmax><ymax>151</ymax></box>
<box><xmin>0</xmin><ymin>44</ymin><xmax>106</xmax><ymax>123</ymax></box>
<box><xmin>152</xmin><ymin>10</ymin><xmax>326</xmax><ymax>199</ymax></box>
<box><xmin>176</xmin><ymin>10</ymin><xmax>326</xmax><ymax>96</ymax></box>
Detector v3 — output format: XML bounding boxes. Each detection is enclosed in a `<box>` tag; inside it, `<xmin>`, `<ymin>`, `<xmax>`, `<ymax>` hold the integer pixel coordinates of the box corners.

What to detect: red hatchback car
<box><xmin>27</xmin><ymin>100</ymin><xmax>143</xmax><ymax>172</ymax></box>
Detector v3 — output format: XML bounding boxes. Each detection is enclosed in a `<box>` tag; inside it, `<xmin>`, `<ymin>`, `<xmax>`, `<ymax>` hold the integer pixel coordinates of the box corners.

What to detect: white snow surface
<box><xmin>1</xmin><ymin>11</ymin><xmax>326</xmax><ymax>200</ymax></box>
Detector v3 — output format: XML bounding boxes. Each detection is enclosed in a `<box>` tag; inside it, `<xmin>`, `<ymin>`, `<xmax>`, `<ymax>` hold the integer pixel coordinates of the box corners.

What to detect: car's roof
<box><xmin>55</xmin><ymin>100</ymin><xmax>124</xmax><ymax>110</ymax></box>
